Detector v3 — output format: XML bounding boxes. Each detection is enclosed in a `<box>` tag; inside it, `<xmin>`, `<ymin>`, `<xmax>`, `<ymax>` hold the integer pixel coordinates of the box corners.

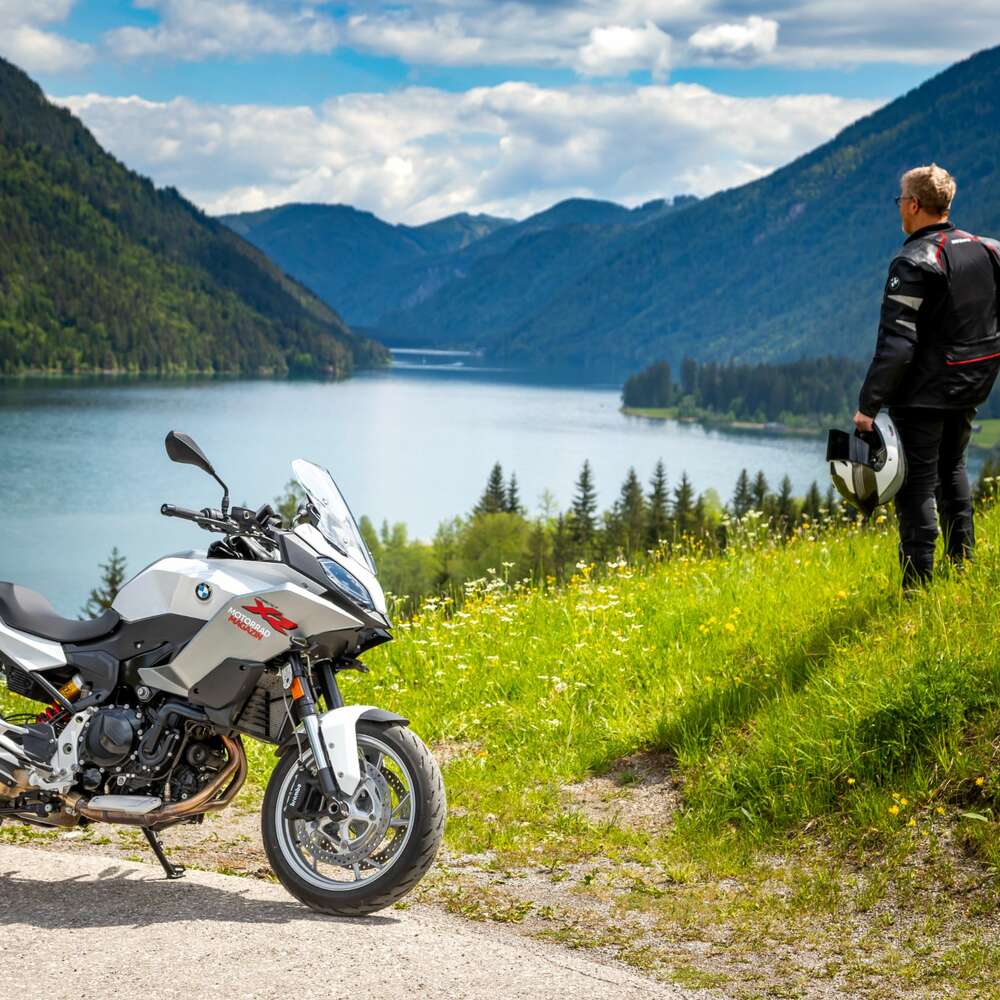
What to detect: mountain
<box><xmin>386</xmin><ymin>45</ymin><xmax>1000</xmax><ymax>369</ymax></box>
<box><xmin>0</xmin><ymin>57</ymin><xmax>385</xmax><ymax>377</ymax></box>
<box><xmin>220</xmin><ymin>203</ymin><xmax>514</xmax><ymax>326</ymax></box>
<box><xmin>221</xmin><ymin>196</ymin><xmax>689</xmax><ymax>337</ymax></box>
<box><xmin>377</xmin><ymin>197</ymin><xmax>690</xmax><ymax>347</ymax></box>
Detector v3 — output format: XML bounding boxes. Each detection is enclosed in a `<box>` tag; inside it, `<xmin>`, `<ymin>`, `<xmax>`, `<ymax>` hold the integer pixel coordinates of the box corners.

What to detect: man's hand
<box><xmin>853</xmin><ymin>410</ymin><xmax>874</xmax><ymax>434</ymax></box>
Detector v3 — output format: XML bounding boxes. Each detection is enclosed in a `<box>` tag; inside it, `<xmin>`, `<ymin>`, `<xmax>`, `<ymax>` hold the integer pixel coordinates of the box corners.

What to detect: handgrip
<box><xmin>161</xmin><ymin>503</ymin><xmax>202</xmax><ymax>520</ymax></box>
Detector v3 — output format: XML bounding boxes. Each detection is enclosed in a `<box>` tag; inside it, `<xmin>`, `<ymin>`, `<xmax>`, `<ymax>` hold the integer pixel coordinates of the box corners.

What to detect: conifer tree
<box><xmin>552</xmin><ymin>512</ymin><xmax>571</xmax><ymax>577</ymax></box>
<box><xmin>680</xmin><ymin>357</ymin><xmax>698</xmax><ymax>397</ymax></box>
<box><xmin>646</xmin><ymin>460</ymin><xmax>670</xmax><ymax>547</ymax></box>
<box><xmin>505</xmin><ymin>472</ymin><xmax>524</xmax><ymax>515</ymax></box>
<box><xmin>673</xmin><ymin>472</ymin><xmax>696</xmax><ymax>536</ymax></box>
<box><xmin>474</xmin><ymin>462</ymin><xmax>507</xmax><ymax>515</ymax></box>
<box><xmin>751</xmin><ymin>470</ymin><xmax>770</xmax><ymax>510</ymax></box>
<box><xmin>731</xmin><ymin>468</ymin><xmax>753</xmax><ymax>518</ymax></box>
<box><xmin>570</xmin><ymin>460</ymin><xmax>598</xmax><ymax>547</ymax></box>
<box><xmin>693</xmin><ymin>493</ymin><xmax>707</xmax><ymax>535</ymax></box>
<box><xmin>617</xmin><ymin>467</ymin><xmax>647</xmax><ymax>554</ymax></box>
<box><xmin>776</xmin><ymin>475</ymin><xmax>795</xmax><ymax>535</ymax></box>
<box><xmin>81</xmin><ymin>547</ymin><xmax>127</xmax><ymax>618</ymax></box>
<box><xmin>802</xmin><ymin>480</ymin><xmax>823</xmax><ymax>521</ymax></box>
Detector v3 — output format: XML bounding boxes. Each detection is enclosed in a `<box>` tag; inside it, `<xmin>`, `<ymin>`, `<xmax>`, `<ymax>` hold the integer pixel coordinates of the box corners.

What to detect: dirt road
<box><xmin>0</xmin><ymin>844</ymin><xmax>696</xmax><ymax>1000</ymax></box>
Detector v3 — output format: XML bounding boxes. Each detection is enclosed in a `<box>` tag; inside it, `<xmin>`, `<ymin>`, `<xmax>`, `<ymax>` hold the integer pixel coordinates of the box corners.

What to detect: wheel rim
<box><xmin>274</xmin><ymin>732</ymin><xmax>417</xmax><ymax>892</ymax></box>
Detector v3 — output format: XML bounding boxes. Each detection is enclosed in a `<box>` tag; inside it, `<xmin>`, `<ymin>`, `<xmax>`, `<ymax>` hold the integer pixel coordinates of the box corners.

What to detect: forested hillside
<box><xmin>223</xmin><ymin>196</ymin><xmax>689</xmax><ymax>339</ymax></box>
<box><xmin>0</xmin><ymin>58</ymin><xmax>386</xmax><ymax>376</ymax></box>
<box><xmin>221</xmin><ymin>203</ymin><xmax>513</xmax><ymax>327</ymax></box>
<box><xmin>486</xmin><ymin>44</ymin><xmax>1000</xmax><ymax>368</ymax></box>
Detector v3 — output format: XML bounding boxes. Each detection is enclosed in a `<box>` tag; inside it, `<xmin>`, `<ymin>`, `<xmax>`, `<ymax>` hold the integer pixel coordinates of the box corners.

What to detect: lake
<box><xmin>0</xmin><ymin>359</ymin><xmax>830</xmax><ymax>615</ymax></box>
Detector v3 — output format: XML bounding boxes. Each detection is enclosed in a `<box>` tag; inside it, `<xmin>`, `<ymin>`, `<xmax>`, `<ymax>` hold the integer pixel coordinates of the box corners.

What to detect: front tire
<box><xmin>262</xmin><ymin>722</ymin><xmax>445</xmax><ymax>916</ymax></box>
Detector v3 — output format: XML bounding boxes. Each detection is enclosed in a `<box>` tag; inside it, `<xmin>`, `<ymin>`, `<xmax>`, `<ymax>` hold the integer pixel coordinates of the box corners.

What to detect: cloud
<box><xmin>575</xmin><ymin>21</ymin><xmax>672</xmax><ymax>80</ymax></box>
<box><xmin>687</xmin><ymin>16</ymin><xmax>778</xmax><ymax>64</ymax></box>
<box><xmin>79</xmin><ymin>0</ymin><xmax>1000</xmax><ymax>73</ymax></box>
<box><xmin>0</xmin><ymin>1</ymin><xmax>92</xmax><ymax>72</ymax></box>
<box><xmin>344</xmin><ymin>13</ymin><xmax>485</xmax><ymax>66</ymax></box>
<box><xmin>105</xmin><ymin>0</ymin><xmax>338</xmax><ymax>61</ymax></box>
<box><xmin>58</xmin><ymin>82</ymin><xmax>878</xmax><ymax>224</ymax></box>
<box><xmin>97</xmin><ymin>0</ymin><xmax>685</xmax><ymax>76</ymax></box>
<box><xmin>344</xmin><ymin>4</ymin><xmax>680</xmax><ymax>75</ymax></box>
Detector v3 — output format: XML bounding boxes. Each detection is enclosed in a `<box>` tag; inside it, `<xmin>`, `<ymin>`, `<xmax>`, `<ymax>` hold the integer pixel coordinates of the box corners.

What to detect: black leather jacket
<box><xmin>859</xmin><ymin>221</ymin><xmax>1000</xmax><ymax>415</ymax></box>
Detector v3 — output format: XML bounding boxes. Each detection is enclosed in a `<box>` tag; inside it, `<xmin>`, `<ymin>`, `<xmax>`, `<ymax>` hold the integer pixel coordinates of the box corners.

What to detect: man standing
<box><xmin>855</xmin><ymin>164</ymin><xmax>1000</xmax><ymax>587</ymax></box>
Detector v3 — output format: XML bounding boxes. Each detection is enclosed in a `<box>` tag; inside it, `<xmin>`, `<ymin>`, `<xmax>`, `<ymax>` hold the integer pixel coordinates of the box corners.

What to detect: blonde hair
<box><xmin>901</xmin><ymin>163</ymin><xmax>956</xmax><ymax>216</ymax></box>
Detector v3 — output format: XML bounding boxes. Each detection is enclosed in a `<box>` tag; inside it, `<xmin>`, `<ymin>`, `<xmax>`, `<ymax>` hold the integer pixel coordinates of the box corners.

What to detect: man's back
<box><xmin>861</xmin><ymin>221</ymin><xmax>1000</xmax><ymax>414</ymax></box>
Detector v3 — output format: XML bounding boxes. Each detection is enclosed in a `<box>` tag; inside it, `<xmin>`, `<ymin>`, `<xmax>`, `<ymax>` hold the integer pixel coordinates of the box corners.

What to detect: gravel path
<box><xmin>0</xmin><ymin>844</ymin><xmax>696</xmax><ymax>1000</ymax></box>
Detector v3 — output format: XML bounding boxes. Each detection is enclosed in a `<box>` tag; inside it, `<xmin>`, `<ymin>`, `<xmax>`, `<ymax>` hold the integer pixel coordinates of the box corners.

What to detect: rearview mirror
<box><xmin>165</xmin><ymin>431</ymin><xmax>217</xmax><ymax>477</ymax></box>
<box><xmin>164</xmin><ymin>431</ymin><xmax>230</xmax><ymax>516</ymax></box>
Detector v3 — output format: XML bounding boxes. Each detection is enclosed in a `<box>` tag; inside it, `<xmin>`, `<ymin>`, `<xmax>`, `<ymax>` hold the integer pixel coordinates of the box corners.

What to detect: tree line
<box><xmin>623</xmin><ymin>355</ymin><xmax>1000</xmax><ymax>424</ymax></box>
<box><xmin>354</xmin><ymin>460</ymin><xmax>844</xmax><ymax>612</ymax></box>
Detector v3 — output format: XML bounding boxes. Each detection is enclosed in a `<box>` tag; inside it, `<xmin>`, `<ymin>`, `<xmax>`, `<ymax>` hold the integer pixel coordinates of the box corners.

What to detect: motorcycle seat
<box><xmin>0</xmin><ymin>582</ymin><xmax>121</xmax><ymax>644</ymax></box>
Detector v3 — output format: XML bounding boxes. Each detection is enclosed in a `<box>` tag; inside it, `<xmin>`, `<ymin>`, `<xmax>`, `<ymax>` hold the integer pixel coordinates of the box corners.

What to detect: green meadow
<box><xmin>347</xmin><ymin>507</ymin><xmax>999</xmax><ymax>869</ymax></box>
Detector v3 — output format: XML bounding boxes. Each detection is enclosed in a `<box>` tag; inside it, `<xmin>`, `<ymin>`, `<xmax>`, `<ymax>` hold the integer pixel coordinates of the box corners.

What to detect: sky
<box><xmin>3</xmin><ymin>2</ymin><xmax>999</xmax><ymax>224</ymax></box>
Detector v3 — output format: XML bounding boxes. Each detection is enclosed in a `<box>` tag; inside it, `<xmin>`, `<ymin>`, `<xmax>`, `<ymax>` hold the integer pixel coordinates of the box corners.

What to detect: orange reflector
<box><xmin>290</xmin><ymin>677</ymin><xmax>305</xmax><ymax>701</ymax></box>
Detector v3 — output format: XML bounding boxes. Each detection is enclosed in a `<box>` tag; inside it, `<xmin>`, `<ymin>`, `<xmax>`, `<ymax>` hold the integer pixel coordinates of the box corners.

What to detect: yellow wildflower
<box><xmin>888</xmin><ymin>805</ymin><xmax>900</xmax><ymax>816</ymax></box>
<box><xmin>975</xmin><ymin>777</ymin><xmax>985</xmax><ymax>787</ymax></box>
<box><xmin>846</xmin><ymin>777</ymin><xmax>856</xmax><ymax>786</ymax></box>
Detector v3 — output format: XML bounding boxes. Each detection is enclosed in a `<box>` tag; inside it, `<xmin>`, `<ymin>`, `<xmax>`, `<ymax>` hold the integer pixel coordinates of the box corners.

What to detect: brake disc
<box><xmin>369</xmin><ymin>768</ymin><xmax>408</xmax><ymax>866</ymax></box>
<box><xmin>298</xmin><ymin>758</ymin><xmax>392</xmax><ymax>868</ymax></box>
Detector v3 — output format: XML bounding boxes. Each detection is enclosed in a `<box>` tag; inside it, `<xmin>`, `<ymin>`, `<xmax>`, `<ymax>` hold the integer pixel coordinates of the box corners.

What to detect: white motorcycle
<box><xmin>0</xmin><ymin>432</ymin><xmax>445</xmax><ymax>915</ymax></box>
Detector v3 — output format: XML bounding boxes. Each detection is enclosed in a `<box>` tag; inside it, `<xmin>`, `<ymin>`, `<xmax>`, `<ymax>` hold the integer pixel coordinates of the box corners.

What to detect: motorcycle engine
<box><xmin>75</xmin><ymin>704</ymin><xmax>227</xmax><ymax>803</ymax></box>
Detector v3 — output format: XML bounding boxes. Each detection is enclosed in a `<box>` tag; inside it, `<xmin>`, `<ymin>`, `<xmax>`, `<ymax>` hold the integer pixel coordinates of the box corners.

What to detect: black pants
<box><xmin>889</xmin><ymin>406</ymin><xmax>977</xmax><ymax>587</ymax></box>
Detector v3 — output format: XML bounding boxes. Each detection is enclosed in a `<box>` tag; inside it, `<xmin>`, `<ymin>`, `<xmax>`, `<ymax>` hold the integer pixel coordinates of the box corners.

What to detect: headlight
<box><xmin>319</xmin><ymin>558</ymin><xmax>375</xmax><ymax>611</ymax></box>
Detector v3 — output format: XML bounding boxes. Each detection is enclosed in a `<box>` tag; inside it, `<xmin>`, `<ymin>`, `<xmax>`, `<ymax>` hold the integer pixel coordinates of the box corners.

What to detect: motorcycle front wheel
<box><xmin>262</xmin><ymin>721</ymin><xmax>445</xmax><ymax>916</ymax></box>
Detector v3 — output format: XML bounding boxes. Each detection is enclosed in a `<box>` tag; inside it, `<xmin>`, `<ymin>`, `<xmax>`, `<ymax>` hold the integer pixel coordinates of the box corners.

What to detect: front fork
<box><xmin>285</xmin><ymin>651</ymin><xmax>340</xmax><ymax>799</ymax></box>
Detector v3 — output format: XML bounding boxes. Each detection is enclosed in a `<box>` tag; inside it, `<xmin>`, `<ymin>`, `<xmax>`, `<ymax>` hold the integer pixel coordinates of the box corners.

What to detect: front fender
<box><xmin>276</xmin><ymin>706</ymin><xmax>409</xmax><ymax>796</ymax></box>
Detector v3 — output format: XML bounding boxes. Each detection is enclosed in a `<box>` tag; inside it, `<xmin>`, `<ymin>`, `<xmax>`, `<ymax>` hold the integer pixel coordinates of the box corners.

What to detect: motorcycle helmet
<box><xmin>826</xmin><ymin>411</ymin><xmax>906</xmax><ymax>515</ymax></box>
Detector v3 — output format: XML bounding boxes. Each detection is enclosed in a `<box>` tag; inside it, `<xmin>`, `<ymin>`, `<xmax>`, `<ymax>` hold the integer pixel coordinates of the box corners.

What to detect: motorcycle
<box><xmin>0</xmin><ymin>432</ymin><xmax>445</xmax><ymax>915</ymax></box>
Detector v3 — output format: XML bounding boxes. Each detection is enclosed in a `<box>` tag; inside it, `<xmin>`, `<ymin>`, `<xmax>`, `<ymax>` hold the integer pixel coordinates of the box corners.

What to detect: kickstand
<box><xmin>143</xmin><ymin>828</ymin><xmax>186</xmax><ymax>880</ymax></box>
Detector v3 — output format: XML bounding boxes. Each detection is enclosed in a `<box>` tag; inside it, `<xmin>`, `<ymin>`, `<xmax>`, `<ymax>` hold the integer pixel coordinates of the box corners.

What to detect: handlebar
<box><xmin>160</xmin><ymin>503</ymin><xmax>201</xmax><ymax>521</ymax></box>
<box><xmin>160</xmin><ymin>503</ymin><xmax>278</xmax><ymax>543</ymax></box>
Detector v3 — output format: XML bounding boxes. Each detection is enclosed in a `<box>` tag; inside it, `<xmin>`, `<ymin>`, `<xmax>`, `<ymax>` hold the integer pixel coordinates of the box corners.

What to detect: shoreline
<box><xmin>622</xmin><ymin>406</ymin><xmax>1000</xmax><ymax>453</ymax></box>
<box><xmin>0</xmin><ymin>362</ymin><xmax>389</xmax><ymax>383</ymax></box>
<box><xmin>621</xmin><ymin>405</ymin><xmax>824</xmax><ymax>438</ymax></box>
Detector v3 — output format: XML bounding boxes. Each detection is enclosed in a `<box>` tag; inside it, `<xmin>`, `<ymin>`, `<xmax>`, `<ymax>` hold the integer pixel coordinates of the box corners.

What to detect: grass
<box><xmin>4</xmin><ymin>504</ymin><xmax>1000</xmax><ymax>995</ymax></box>
<box><xmin>341</xmin><ymin>509</ymin><xmax>998</xmax><ymax>870</ymax></box>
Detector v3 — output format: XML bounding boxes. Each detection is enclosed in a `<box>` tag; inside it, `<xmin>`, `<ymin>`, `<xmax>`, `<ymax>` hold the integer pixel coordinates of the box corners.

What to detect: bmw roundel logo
<box><xmin>195</xmin><ymin>582</ymin><xmax>212</xmax><ymax>602</ymax></box>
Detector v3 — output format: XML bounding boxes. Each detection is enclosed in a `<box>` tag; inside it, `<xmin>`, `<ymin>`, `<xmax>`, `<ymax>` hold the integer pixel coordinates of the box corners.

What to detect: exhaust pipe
<box><xmin>65</xmin><ymin>733</ymin><xmax>247</xmax><ymax>827</ymax></box>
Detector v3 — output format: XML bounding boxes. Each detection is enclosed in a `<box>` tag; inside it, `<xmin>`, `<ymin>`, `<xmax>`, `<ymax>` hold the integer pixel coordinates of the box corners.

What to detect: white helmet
<box><xmin>826</xmin><ymin>411</ymin><xmax>906</xmax><ymax>515</ymax></box>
